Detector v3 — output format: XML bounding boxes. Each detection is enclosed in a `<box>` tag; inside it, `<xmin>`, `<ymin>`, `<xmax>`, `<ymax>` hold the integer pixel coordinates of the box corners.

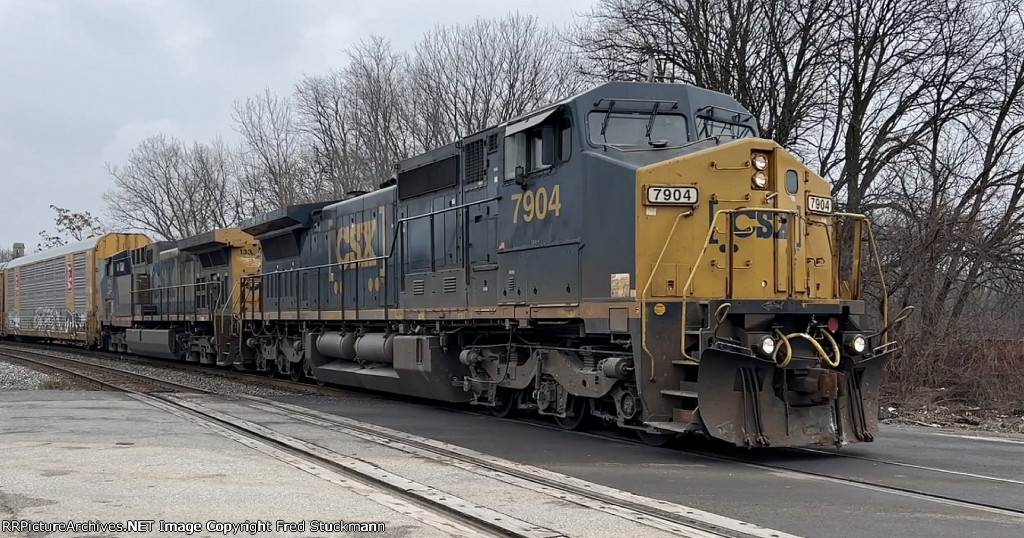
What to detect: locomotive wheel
<box><xmin>554</xmin><ymin>395</ymin><xmax>588</xmax><ymax>430</ymax></box>
<box><xmin>289</xmin><ymin>364</ymin><xmax>302</xmax><ymax>382</ymax></box>
<box><xmin>490</xmin><ymin>388</ymin><xmax>517</xmax><ymax>418</ymax></box>
<box><xmin>265</xmin><ymin>362</ymin><xmax>278</xmax><ymax>378</ymax></box>
<box><xmin>636</xmin><ymin>430</ymin><xmax>674</xmax><ymax>447</ymax></box>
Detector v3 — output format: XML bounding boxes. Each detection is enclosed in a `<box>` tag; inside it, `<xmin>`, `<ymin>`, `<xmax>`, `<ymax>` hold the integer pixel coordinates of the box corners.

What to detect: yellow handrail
<box><xmin>641</xmin><ymin>206</ymin><xmax>887</xmax><ymax>378</ymax></box>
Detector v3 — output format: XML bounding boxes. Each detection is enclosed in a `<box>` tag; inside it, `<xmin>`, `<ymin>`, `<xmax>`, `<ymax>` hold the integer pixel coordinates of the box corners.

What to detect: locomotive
<box><xmin>1</xmin><ymin>81</ymin><xmax>908</xmax><ymax>448</ymax></box>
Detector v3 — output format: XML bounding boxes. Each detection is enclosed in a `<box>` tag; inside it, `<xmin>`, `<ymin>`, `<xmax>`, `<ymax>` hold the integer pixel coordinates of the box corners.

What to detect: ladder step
<box><xmin>672</xmin><ymin>359</ymin><xmax>700</xmax><ymax>366</ymax></box>
<box><xmin>660</xmin><ymin>389</ymin><xmax>698</xmax><ymax>399</ymax></box>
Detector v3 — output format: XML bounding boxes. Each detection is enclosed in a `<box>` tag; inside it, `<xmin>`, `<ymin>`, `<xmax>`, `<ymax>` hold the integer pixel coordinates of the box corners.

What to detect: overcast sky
<box><xmin>0</xmin><ymin>0</ymin><xmax>592</xmax><ymax>251</ymax></box>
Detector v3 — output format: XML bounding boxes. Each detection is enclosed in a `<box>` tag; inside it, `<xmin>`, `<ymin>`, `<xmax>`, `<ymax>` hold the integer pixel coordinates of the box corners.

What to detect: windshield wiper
<box><xmin>644</xmin><ymin>102</ymin><xmax>661</xmax><ymax>140</ymax></box>
<box><xmin>645</xmin><ymin>102</ymin><xmax>669</xmax><ymax>147</ymax></box>
<box><xmin>599</xmin><ymin>100</ymin><xmax>616</xmax><ymax>138</ymax></box>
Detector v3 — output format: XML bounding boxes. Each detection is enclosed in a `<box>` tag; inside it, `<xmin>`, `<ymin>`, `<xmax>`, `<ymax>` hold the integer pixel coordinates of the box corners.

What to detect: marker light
<box><xmin>759</xmin><ymin>335</ymin><xmax>776</xmax><ymax>356</ymax></box>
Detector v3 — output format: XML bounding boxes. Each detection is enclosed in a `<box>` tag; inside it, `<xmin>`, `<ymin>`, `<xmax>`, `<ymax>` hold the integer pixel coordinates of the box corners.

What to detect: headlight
<box><xmin>851</xmin><ymin>334</ymin><xmax>866</xmax><ymax>354</ymax></box>
<box><xmin>752</xmin><ymin>154</ymin><xmax>768</xmax><ymax>171</ymax></box>
<box><xmin>752</xmin><ymin>171</ymin><xmax>768</xmax><ymax>189</ymax></box>
<box><xmin>759</xmin><ymin>335</ymin><xmax>776</xmax><ymax>356</ymax></box>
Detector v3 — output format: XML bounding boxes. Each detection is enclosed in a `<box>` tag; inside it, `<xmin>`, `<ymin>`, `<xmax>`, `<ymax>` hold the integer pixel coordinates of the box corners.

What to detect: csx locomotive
<box><xmin>1</xmin><ymin>81</ymin><xmax>909</xmax><ymax>448</ymax></box>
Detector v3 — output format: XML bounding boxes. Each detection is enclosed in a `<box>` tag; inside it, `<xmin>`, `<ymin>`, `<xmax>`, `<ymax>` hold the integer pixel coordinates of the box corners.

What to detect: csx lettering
<box><xmin>733</xmin><ymin>212</ymin><xmax>787</xmax><ymax>240</ymax></box>
<box><xmin>511</xmin><ymin>185</ymin><xmax>562</xmax><ymax>224</ymax></box>
<box><xmin>336</xmin><ymin>218</ymin><xmax>378</xmax><ymax>268</ymax></box>
<box><xmin>708</xmin><ymin>201</ymin><xmax>802</xmax><ymax>250</ymax></box>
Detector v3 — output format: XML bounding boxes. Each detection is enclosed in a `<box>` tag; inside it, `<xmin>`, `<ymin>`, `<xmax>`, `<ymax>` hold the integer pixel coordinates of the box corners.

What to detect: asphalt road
<box><xmin>277</xmin><ymin>393</ymin><xmax>1024</xmax><ymax>538</ymax></box>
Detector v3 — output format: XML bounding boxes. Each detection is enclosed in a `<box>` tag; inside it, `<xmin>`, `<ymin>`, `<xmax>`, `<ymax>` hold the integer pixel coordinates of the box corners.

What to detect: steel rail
<box><xmin>0</xmin><ymin>346</ymin><xmax>562</xmax><ymax>538</ymax></box>
<box><xmin>0</xmin><ymin>347</ymin><xmax>205</xmax><ymax>394</ymax></box>
<box><xmin>243</xmin><ymin>396</ymin><xmax>801</xmax><ymax>538</ymax></box>
<box><xmin>494</xmin><ymin>411</ymin><xmax>1024</xmax><ymax>521</ymax></box>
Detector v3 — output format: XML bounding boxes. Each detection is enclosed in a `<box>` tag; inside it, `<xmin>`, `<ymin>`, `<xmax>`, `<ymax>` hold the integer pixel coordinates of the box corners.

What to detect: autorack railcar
<box><xmin>1</xmin><ymin>234</ymin><xmax>150</xmax><ymax>346</ymax></box>
<box><xmin>235</xmin><ymin>81</ymin><xmax>909</xmax><ymax>448</ymax></box>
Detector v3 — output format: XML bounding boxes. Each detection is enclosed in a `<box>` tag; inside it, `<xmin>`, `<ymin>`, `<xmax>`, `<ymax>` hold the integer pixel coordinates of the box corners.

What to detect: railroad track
<box><xmin>241</xmin><ymin>395</ymin><xmax>796</xmax><ymax>538</ymax></box>
<box><xmin>0</xmin><ymin>344</ymin><xmax>798</xmax><ymax>538</ymax></box>
<box><xmin>0</xmin><ymin>341</ymin><xmax>362</xmax><ymax>398</ymax></box>
<box><xmin>6</xmin><ymin>344</ymin><xmax>1021</xmax><ymax>527</ymax></box>
<box><xmin>0</xmin><ymin>346</ymin><xmax>565</xmax><ymax>538</ymax></box>
<box><xmin>501</xmin><ymin>411</ymin><xmax>1024</xmax><ymax>520</ymax></box>
<box><xmin>0</xmin><ymin>346</ymin><xmax>206</xmax><ymax>394</ymax></box>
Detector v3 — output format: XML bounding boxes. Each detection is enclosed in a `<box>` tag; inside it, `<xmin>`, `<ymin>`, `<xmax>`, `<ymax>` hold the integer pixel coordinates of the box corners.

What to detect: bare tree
<box><xmin>574</xmin><ymin>0</ymin><xmax>841</xmax><ymax>150</ymax></box>
<box><xmin>410</xmin><ymin>13</ymin><xmax>588</xmax><ymax>149</ymax></box>
<box><xmin>104</xmin><ymin>135</ymin><xmax>241</xmax><ymax>240</ymax></box>
<box><xmin>233</xmin><ymin>89</ymin><xmax>307</xmax><ymax>208</ymax></box>
<box><xmin>37</xmin><ymin>205</ymin><xmax>105</xmax><ymax>250</ymax></box>
<box><xmin>294</xmin><ymin>71</ymin><xmax>360</xmax><ymax>198</ymax></box>
<box><xmin>343</xmin><ymin>37</ymin><xmax>419</xmax><ymax>184</ymax></box>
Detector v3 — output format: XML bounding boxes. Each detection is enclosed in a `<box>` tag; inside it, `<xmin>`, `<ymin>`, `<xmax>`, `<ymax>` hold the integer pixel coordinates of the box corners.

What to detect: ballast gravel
<box><xmin>0</xmin><ymin>361</ymin><xmax>56</xmax><ymax>390</ymax></box>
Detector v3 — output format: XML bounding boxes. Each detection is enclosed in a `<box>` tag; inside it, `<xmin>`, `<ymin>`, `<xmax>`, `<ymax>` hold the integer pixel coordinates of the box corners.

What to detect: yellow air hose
<box><xmin>770</xmin><ymin>328</ymin><xmax>841</xmax><ymax>369</ymax></box>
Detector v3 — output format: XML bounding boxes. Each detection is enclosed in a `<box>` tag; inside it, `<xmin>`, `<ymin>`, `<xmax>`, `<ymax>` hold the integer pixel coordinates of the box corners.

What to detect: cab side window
<box><xmin>503</xmin><ymin>110</ymin><xmax>572</xmax><ymax>181</ymax></box>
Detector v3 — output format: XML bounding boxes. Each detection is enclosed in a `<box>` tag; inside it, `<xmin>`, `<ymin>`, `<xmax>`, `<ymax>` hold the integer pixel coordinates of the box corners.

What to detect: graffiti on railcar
<box><xmin>29</xmin><ymin>307</ymin><xmax>86</xmax><ymax>334</ymax></box>
<box><xmin>5</xmin><ymin>312</ymin><xmax>20</xmax><ymax>331</ymax></box>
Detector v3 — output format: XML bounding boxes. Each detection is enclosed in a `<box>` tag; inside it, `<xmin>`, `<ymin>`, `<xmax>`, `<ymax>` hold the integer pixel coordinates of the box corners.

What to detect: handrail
<box><xmin>239</xmin><ymin>195</ymin><xmax>501</xmax><ymax>323</ymax></box>
<box><xmin>676</xmin><ymin>208</ymin><xmax>799</xmax><ymax>363</ymax></box>
<box><xmin>131</xmin><ymin>280</ymin><xmax>222</xmax><ymax>322</ymax></box>
<box><xmin>640</xmin><ymin>206</ymin><xmax>888</xmax><ymax>379</ymax></box>
<box><xmin>244</xmin><ymin>195</ymin><xmax>501</xmax><ymax>280</ymax></box>
<box><xmin>834</xmin><ymin>212</ymin><xmax>889</xmax><ymax>346</ymax></box>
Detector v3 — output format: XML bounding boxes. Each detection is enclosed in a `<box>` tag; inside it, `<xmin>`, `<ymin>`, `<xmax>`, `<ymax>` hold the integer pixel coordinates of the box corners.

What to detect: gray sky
<box><xmin>0</xmin><ymin>0</ymin><xmax>592</xmax><ymax>251</ymax></box>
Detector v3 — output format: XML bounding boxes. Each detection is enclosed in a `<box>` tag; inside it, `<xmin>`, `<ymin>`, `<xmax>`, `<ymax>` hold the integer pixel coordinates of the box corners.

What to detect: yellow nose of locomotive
<box><xmin>633</xmin><ymin>139</ymin><xmax>890</xmax><ymax>448</ymax></box>
<box><xmin>636</xmin><ymin>139</ymin><xmax>838</xmax><ymax>304</ymax></box>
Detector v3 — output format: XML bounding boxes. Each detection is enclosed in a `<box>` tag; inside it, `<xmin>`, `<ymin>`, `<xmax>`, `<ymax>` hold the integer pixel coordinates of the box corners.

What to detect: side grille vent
<box><xmin>487</xmin><ymin>134</ymin><xmax>498</xmax><ymax>153</ymax></box>
<box><xmin>506</xmin><ymin>276</ymin><xmax>516</xmax><ymax>294</ymax></box>
<box><xmin>443</xmin><ymin>276</ymin><xmax>458</xmax><ymax>293</ymax></box>
<box><xmin>464</xmin><ymin>139</ymin><xmax>486</xmax><ymax>184</ymax></box>
<box><xmin>412</xmin><ymin>279</ymin><xmax>425</xmax><ymax>295</ymax></box>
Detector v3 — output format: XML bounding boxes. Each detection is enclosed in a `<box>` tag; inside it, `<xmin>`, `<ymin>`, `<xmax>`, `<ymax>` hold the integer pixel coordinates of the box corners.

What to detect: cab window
<box><xmin>504</xmin><ymin>113</ymin><xmax>571</xmax><ymax>181</ymax></box>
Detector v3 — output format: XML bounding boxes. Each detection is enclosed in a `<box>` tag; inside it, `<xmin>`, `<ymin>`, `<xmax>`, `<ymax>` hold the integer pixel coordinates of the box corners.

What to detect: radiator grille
<box><xmin>464</xmin><ymin>139</ymin><xmax>486</xmax><ymax>184</ymax></box>
<box><xmin>412</xmin><ymin>279</ymin><xmax>425</xmax><ymax>295</ymax></box>
<box><xmin>443</xmin><ymin>276</ymin><xmax>457</xmax><ymax>293</ymax></box>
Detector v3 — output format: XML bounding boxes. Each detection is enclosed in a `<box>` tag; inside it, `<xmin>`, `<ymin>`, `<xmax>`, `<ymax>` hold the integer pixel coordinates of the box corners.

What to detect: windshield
<box><xmin>587</xmin><ymin>111</ymin><xmax>688</xmax><ymax>147</ymax></box>
<box><xmin>696</xmin><ymin>117</ymin><xmax>755</xmax><ymax>139</ymax></box>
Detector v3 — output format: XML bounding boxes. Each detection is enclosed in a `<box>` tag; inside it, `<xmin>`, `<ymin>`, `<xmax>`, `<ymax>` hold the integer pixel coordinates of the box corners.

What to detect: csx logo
<box><xmin>708</xmin><ymin>201</ymin><xmax>801</xmax><ymax>250</ymax></box>
<box><xmin>335</xmin><ymin>208</ymin><xmax>387</xmax><ymax>270</ymax></box>
<box><xmin>336</xmin><ymin>213</ymin><xmax>381</xmax><ymax>269</ymax></box>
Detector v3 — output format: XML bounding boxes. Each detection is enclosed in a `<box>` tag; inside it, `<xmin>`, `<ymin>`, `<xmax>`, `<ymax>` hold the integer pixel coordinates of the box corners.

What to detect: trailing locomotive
<box><xmin>99</xmin><ymin>228</ymin><xmax>261</xmax><ymax>367</ymax></box>
<box><xmin>0</xmin><ymin>81</ymin><xmax>909</xmax><ymax>448</ymax></box>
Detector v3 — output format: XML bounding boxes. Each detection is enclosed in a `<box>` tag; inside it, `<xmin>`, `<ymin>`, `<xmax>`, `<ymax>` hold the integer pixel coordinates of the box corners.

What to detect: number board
<box><xmin>645</xmin><ymin>185</ymin><xmax>699</xmax><ymax>206</ymax></box>
<box><xmin>807</xmin><ymin>194</ymin><xmax>833</xmax><ymax>215</ymax></box>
